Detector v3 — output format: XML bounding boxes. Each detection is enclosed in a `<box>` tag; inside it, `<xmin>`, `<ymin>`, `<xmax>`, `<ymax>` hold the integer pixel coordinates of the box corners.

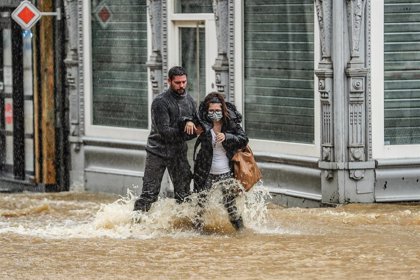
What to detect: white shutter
<box><xmin>243</xmin><ymin>0</ymin><xmax>314</xmax><ymax>143</ymax></box>
<box><xmin>384</xmin><ymin>0</ymin><xmax>420</xmax><ymax>144</ymax></box>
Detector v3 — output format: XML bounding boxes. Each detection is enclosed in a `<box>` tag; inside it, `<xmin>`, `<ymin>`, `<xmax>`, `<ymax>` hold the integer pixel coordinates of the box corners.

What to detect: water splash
<box><xmin>95</xmin><ymin>180</ymin><xmax>272</xmax><ymax>236</ymax></box>
<box><xmin>0</xmin><ymin>181</ymin><xmax>272</xmax><ymax>239</ymax></box>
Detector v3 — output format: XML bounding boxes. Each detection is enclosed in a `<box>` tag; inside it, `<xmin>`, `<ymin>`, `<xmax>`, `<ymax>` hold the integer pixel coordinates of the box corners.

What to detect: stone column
<box><xmin>345</xmin><ymin>0</ymin><xmax>375</xmax><ymax>202</ymax></box>
<box><xmin>315</xmin><ymin>0</ymin><xmax>337</xmax><ymax>202</ymax></box>
<box><xmin>317</xmin><ymin>0</ymin><xmax>374</xmax><ymax>204</ymax></box>
<box><xmin>212</xmin><ymin>0</ymin><xmax>230</xmax><ymax>100</ymax></box>
<box><xmin>65</xmin><ymin>0</ymin><xmax>85</xmax><ymax>191</ymax></box>
<box><xmin>146</xmin><ymin>0</ymin><xmax>163</xmax><ymax>98</ymax></box>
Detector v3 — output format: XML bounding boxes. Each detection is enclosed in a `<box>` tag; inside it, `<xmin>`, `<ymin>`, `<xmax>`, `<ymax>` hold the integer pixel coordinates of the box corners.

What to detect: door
<box><xmin>0</xmin><ymin>10</ymin><xmax>35</xmax><ymax>187</ymax></box>
<box><xmin>179</xmin><ymin>24</ymin><xmax>207</xmax><ymax>104</ymax></box>
<box><xmin>168</xmin><ymin>17</ymin><xmax>217</xmax><ymax>107</ymax></box>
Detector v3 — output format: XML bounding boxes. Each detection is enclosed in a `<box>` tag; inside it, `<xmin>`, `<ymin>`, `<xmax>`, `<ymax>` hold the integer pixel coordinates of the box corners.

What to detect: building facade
<box><xmin>1</xmin><ymin>0</ymin><xmax>68</xmax><ymax>191</ymax></box>
<box><xmin>2</xmin><ymin>0</ymin><xmax>420</xmax><ymax>205</ymax></box>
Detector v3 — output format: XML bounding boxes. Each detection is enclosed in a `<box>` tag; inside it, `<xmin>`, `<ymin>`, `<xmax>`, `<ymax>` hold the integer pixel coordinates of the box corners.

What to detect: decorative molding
<box><xmin>315</xmin><ymin>70</ymin><xmax>334</xmax><ymax>162</ymax></box>
<box><xmin>315</xmin><ymin>0</ymin><xmax>332</xmax><ymax>65</ymax></box>
<box><xmin>315</xmin><ymin>0</ymin><xmax>334</xmax><ymax>164</ymax></box>
<box><xmin>161</xmin><ymin>0</ymin><xmax>168</xmax><ymax>83</ymax></box>
<box><xmin>228</xmin><ymin>0</ymin><xmax>235</xmax><ymax>102</ymax></box>
<box><xmin>64</xmin><ymin>0</ymin><xmax>79</xmax><ymax>149</ymax></box>
<box><xmin>349</xmin><ymin>169</ymin><xmax>364</xmax><ymax>181</ymax></box>
<box><xmin>212</xmin><ymin>0</ymin><xmax>230</xmax><ymax>99</ymax></box>
<box><xmin>77</xmin><ymin>0</ymin><xmax>84</xmax><ymax>136</ymax></box>
<box><xmin>366</xmin><ymin>0</ymin><xmax>372</xmax><ymax>160</ymax></box>
<box><xmin>347</xmin><ymin>69</ymin><xmax>368</xmax><ymax>163</ymax></box>
<box><xmin>346</xmin><ymin>0</ymin><xmax>366</xmax><ymax>65</ymax></box>
<box><xmin>346</xmin><ymin>0</ymin><xmax>368</xmax><ymax>166</ymax></box>
<box><xmin>146</xmin><ymin>0</ymin><xmax>163</xmax><ymax>98</ymax></box>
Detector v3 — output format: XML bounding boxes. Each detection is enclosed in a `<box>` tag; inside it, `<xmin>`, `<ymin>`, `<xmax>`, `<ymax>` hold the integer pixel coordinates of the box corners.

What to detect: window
<box><xmin>179</xmin><ymin>26</ymin><xmax>206</xmax><ymax>105</ymax></box>
<box><xmin>174</xmin><ymin>0</ymin><xmax>213</xmax><ymax>13</ymax></box>
<box><xmin>384</xmin><ymin>0</ymin><xmax>420</xmax><ymax>145</ymax></box>
<box><xmin>243</xmin><ymin>0</ymin><xmax>314</xmax><ymax>143</ymax></box>
<box><xmin>90</xmin><ymin>0</ymin><xmax>148</xmax><ymax>129</ymax></box>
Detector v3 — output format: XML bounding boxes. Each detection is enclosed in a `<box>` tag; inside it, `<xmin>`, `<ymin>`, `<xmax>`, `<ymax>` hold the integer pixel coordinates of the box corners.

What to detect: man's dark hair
<box><xmin>168</xmin><ymin>66</ymin><xmax>187</xmax><ymax>80</ymax></box>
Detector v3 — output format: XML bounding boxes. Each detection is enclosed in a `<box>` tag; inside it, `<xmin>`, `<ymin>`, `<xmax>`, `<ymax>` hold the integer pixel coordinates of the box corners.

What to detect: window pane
<box><xmin>91</xmin><ymin>0</ymin><xmax>148</xmax><ymax>129</ymax></box>
<box><xmin>180</xmin><ymin>27</ymin><xmax>206</xmax><ymax>106</ymax></box>
<box><xmin>243</xmin><ymin>0</ymin><xmax>314</xmax><ymax>143</ymax></box>
<box><xmin>384</xmin><ymin>0</ymin><xmax>420</xmax><ymax>145</ymax></box>
<box><xmin>175</xmin><ymin>0</ymin><xmax>213</xmax><ymax>13</ymax></box>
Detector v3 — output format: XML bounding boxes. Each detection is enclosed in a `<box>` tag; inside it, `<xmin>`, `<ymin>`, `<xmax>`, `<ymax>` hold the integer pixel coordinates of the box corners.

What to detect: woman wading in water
<box><xmin>193</xmin><ymin>92</ymin><xmax>248</xmax><ymax>231</ymax></box>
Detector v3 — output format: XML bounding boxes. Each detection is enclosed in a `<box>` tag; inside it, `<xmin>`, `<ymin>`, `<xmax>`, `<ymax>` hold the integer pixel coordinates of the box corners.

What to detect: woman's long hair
<box><xmin>203</xmin><ymin>92</ymin><xmax>230</xmax><ymax>121</ymax></box>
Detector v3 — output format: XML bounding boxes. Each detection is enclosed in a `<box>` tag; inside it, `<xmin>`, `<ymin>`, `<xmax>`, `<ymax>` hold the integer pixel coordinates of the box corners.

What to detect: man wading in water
<box><xmin>134</xmin><ymin>66</ymin><xmax>201</xmax><ymax>212</ymax></box>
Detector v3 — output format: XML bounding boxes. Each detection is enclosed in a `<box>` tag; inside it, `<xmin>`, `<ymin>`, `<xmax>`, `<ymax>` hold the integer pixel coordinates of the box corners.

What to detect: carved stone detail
<box><xmin>212</xmin><ymin>0</ymin><xmax>230</xmax><ymax>99</ymax></box>
<box><xmin>228</xmin><ymin>0</ymin><xmax>235</xmax><ymax>102</ymax></box>
<box><xmin>349</xmin><ymin>169</ymin><xmax>364</xmax><ymax>181</ymax></box>
<box><xmin>346</xmin><ymin>0</ymin><xmax>366</xmax><ymax>66</ymax></box>
<box><xmin>366</xmin><ymin>0</ymin><xmax>372</xmax><ymax>160</ymax></box>
<box><xmin>65</xmin><ymin>0</ymin><xmax>80</xmax><ymax>147</ymax></box>
<box><xmin>161</xmin><ymin>0</ymin><xmax>168</xmax><ymax>82</ymax></box>
<box><xmin>315</xmin><ymin>0</ymin><xmax>334</xmax><ymax>163</ymax></box>
<box><xmin>146</xmin><ymin>0</ymin><xmax>163</xmax><ymax>98</ymax></box>
<box><xmin>347</xmin><ymin>74</ymin><xmax>367</xmax><ymax>162</ymax></box>
<box><xmin>315</xmin><ymin>0</ymin><xmax>332</xmax><ymax>65</ymax></box>
<box><xmin>316</xmin><ymin>70</ymin><xmax>334</xmax><ymax>162</ymax></box>
<box><xmin>77</xmin><ymin>0</ymin><xmax>84</xmax><ymax>136</ymax></box>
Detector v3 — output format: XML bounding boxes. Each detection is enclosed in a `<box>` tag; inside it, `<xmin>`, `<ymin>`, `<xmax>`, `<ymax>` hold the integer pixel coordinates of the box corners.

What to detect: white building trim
<box><xmin>371</xmin><ymin>0</ymin><xmax>420</xmax><ymax>159</ymax></box>
<box><xmin>82</xmin><ymin>0</ymin><xmax>150</xmax><ymax>141</ymax></box>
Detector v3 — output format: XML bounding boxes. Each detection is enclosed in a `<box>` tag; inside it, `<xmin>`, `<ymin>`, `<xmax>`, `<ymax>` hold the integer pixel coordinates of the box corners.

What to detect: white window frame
<box><xmin>167</xmin><ymin>1</ymin><xmax>217</xmax><ymax>95</ymax></box>
<box><xmin>235</xmin><ymin>2</ymin><xmax>320</xmax><ymax>157</ymax></box>
<box><xmin>82</xmin><ymin>0</ymin><xmax>151</xmax><ymax>141</ymax></box>
<box><xmin>371</xmin><ymin>0</ymin><xmax>420</xmax><ymax>159</ymax></box>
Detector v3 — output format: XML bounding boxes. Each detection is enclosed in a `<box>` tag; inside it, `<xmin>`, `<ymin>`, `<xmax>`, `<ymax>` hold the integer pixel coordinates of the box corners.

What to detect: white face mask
<box><xmin>208</xmin><ymin>111</ymin><xmax>223</xmax><ymax>121</ymax></box>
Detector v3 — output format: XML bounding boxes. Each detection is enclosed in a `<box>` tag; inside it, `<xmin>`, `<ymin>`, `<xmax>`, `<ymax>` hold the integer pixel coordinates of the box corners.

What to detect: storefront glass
<box><xmin>243</xmin><ymin>0</ymin><xmax>314</xmax><ymax>143</ymax></box>
<box><xmin>91</xmin><ymin>0</ymin><xmax>148</xmax><ymax>129</ymax></box>
<box><xmin>384</xmin><ymin>0</ymin><xmax>420</xmax><ymax>144</ymax></box>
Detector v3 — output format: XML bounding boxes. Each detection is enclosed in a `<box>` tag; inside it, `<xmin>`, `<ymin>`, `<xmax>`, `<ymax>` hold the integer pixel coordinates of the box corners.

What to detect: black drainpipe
<box><xmin>54</xmin><ymin>0</ymin><xmax>69</xmax><ymax>191</ymax></box>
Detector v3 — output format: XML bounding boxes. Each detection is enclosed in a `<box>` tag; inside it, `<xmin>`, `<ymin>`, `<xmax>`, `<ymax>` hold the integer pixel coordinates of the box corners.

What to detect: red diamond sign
<box><xmin>94</xmin><ymin>2</ymin><xmax>112</xmax><ymax>28</ymax></box>
<box><xmin>11</xmin><ymin>1</ymin><xmax>42</xmax><ymax>30</ymax></box>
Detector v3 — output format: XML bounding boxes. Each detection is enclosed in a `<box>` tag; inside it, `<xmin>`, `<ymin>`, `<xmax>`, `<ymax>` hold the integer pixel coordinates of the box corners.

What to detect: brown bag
<box><xmin>232</xmin><ymin>145</ymin><xmax>262</xmax><ymax>191</ymax></box>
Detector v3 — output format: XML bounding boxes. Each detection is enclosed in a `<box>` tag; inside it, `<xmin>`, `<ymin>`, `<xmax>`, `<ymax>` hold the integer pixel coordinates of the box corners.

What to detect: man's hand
<box><xmin>184</xmin><ymin>121</ymin><xmax>196</xmax><ymax>135</ymax></box>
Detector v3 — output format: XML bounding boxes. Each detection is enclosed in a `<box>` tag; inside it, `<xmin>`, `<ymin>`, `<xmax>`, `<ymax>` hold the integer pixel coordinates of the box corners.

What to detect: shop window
<box><xmin>90</xmin><ymin>0</ymin><xmax>148</xmax><ymax>129</ymax></box>
<box><xmin>243</xmin><ymin>0</ymin><xmax>314</xmax><ymax>143</ymax></box>
<box><xmin>384</xmin><ymin>0</ymin><xmax>420</xmax><ymax>144</ymax></box>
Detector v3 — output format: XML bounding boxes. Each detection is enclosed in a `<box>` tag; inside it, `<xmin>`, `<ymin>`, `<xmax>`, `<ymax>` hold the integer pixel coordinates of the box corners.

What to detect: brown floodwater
<box><xmin>0</xmin><ymin>186</ymin><xmax>419</xmax><ymax>280</ymax></box>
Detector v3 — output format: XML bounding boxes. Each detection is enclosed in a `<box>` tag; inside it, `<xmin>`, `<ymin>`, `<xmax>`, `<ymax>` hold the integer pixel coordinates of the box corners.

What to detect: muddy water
<box><xmin>1</xmin><ymin>187</ymin><xmax>419</xmax><ymax>280</ymax></box>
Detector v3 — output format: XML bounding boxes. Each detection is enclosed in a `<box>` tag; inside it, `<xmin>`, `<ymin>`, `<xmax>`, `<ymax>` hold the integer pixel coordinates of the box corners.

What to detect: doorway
<box><xmin>168</xmin><ymin>18</ymin><xmax>217</xmax><ymax>107</ymax></box>
<box><xmin>0</xmin><ymin>9</ymin><xmax>37</xmax><ymax>190</ymax></box>
<box><xmin>179</xmin><ymin>25</ymin><xmax>206</xmax><ymax>105</ymax></box>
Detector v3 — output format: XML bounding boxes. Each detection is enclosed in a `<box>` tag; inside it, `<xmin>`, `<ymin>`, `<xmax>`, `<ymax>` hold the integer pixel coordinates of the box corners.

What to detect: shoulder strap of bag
<box><xmin>193</xmin><ymin>137</ymin><xmax>201</xmax><ymax>161</ymax></box>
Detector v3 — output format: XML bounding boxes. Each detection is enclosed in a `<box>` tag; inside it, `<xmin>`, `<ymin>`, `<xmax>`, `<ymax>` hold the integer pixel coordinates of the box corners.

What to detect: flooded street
<box><xmin>1</xmin><ymin>188</ymin><xmax>420</xmax><ymax>280</ymax></box>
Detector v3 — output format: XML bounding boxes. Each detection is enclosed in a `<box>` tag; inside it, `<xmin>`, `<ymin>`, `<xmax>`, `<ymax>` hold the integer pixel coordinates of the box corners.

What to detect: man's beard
<box><xmin>173</xmin><ymin>87</ymin><xmax>185</xmax><ymax>95</ymax></box>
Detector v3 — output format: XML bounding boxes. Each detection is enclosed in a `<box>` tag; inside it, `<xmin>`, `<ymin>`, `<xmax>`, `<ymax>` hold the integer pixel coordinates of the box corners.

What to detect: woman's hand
<box><xmin>216</xmin><ymin>132</ymin><xmax>225</xmax><ymax>143</ymax></box>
